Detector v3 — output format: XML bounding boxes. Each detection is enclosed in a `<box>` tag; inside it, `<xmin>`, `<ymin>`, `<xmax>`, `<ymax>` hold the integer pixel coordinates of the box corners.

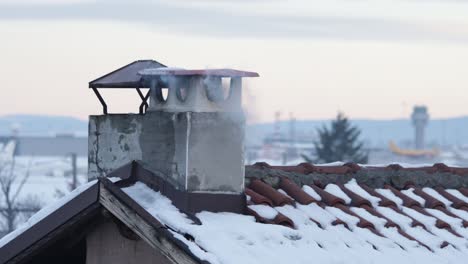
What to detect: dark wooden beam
<box><xmin>99</xmin><ymin>183</ymin><xmax>202</xmax><ymax>264</ymax></box>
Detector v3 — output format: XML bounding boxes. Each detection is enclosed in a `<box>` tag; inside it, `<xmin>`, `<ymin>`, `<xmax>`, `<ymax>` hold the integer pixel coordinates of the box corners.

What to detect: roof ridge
<box><xmin>245</xmin><ymin>162</ymin><xmax>468</xmax><ymax>189</ymax></box>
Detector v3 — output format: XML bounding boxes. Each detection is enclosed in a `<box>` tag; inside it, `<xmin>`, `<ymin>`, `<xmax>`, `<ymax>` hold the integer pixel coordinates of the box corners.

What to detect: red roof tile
<box><xmin>249</xmin><ymin>179</ymin><xmax>294</xmax><ymax>206</ymax></box>
<box><xmin>279</xmin><ymin>177</ymin><xmax>316</xmax><ymax>205</ymax></box>
<box><xmin>244</xmin><ymin>162</ymin><xmax>468</xmax><ymax>253</ymax></box>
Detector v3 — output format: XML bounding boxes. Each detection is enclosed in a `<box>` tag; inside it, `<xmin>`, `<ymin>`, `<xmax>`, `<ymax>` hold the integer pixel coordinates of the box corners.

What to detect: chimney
<box><xmin>88</xmin><ymin>61</ymin><xmax>258</xmax><ymax>212</ymax></box>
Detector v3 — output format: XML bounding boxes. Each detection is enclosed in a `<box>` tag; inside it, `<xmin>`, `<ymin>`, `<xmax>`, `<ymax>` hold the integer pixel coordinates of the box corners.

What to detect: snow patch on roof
<box><xmin>296</xmin><ymin>203</ymin><xmax>336</xmax><ymax>227</ymax></box>
<box><xmin>325</xmin><ymin>207</ymin><xmax>359</xmax><ymax>228</ymax></box>
<box><xmin>345</xmin><ymin>179</ymin><xmax>381</xmax><ymax>207</ymax></box>
<box><xmin>401</xmin><ymin>207</ymin><xmax>437</xmax><ymax>230</ymax></box>
<box><xmin>248</xmin><ymin>205</ymin><xmax>278</xmax><ymax>220</ymax></box>
<box><xmin>351</xmin><ymin>207</ymin><xmax>387</xmax><ymax>230</ymax></box>
<box><xmin>423</xmin><ymin>188</ymin><xmax>452</xmax><ymax>207</ymax></box>
<box><xmin>324</xmin><ymin>184</ymin><xmax>351</xmax><ymax>204</ymax></box>
<box><xmin>120</xmin><ymin>181</ymin><xmax>468</xmax><ymax>263</ymax></box>
<box><xmin>121</xmin><ymin>182</ymin><xmax>194</xmax><ymax>233</ymax></box>
<box><xmin>448</xmin><ymin>207</ymin><xmax>468</xmax><ymax>221</ymax></box>
<box><xmin>446</xmin><ymin>189</ymin><xmax>468</xmax><ymax>203</ymax></box>
<box><xmin>401</xmin><ymin>188</ymin><xmax>426</xmax><ymax>206</ymax></box>
<box><xmin>376</xmin><ymin>189</ymin><xmax>403</xmax><ymax>207</ymax></box>
<box><xmin>376</xmin><ymin>206</ymin><xmax>412</xmax><ymax>228</ymax></box>
<box><xmin>302</xmin><ymin>185</ymin><xmax>321</xmax><ymax>201</ymax></box>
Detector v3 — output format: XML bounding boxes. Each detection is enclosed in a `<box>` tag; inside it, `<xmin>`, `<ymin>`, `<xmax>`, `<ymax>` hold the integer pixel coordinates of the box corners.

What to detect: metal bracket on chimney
<box><xmin>92</xmin><ymin>88</ymin><xmax>108</xmax><ymax>115</ymax></box>
<box><xmin>136</xmin><ymin>87</ymin><xmax>150</xmax><ymax>115</ymax></box>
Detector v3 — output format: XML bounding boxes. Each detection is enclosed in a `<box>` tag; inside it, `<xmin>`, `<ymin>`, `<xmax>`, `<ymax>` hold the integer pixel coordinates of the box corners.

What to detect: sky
<box><xmin>1</xmin><ymin>0</ymin><xmax>468</xmax><ymax>123</ymax></box>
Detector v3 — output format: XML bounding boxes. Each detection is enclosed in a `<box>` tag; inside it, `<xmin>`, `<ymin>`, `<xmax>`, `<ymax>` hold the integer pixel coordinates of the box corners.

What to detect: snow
<box><xmin>423</xmin><ymin>188</ymin><xmax>452</xmax><ymax>207</ymax></box>
<box><xmin>325</xmin><ymin>207</ymin><xmax>360</xmax><ymax>228</ymax></box>
<box><xmin>296</xmin><ymin>203</ymin><xmax>336</xmax><ymax>227</ymax></box>
<box><xmin>277</xmin><ymin>189</ymin><xmax>292</xmax><ymax>199</ymax></box>
<box><xmin>401</xmin><ymin>207</ymin><xmax>437</xmax><ymax>231</ymax></box>
<box><xmin>376</xmin><ymin>206</ymin><xmax>412</xmax><ymax>228</ymax></box>
<box><xmin>5</xmin><ymin>176</ymin><xmax>466</xmax><ymax>264</ymax></box>
<box><xmin>274</xmin><ymin>205</ymin><xmax>317</xmax><ymax>229</ymax></box>
<box><xmin>123</xmin><ymin>181</ymin><xmax>468</xmax><ymax>264</ymax></box>
<box><xmin>0</xmin><ymin>140</ymin><xmax>89</xmax><ymax>235</ymax></box>
<box><xmin>302</xmin><ymin>185</ymin><xmax>321</xmax><ymax>201</ymax></box>
<box><xmin>324</xmin><ymin>184</ymin><xmax>351</xmax><ymax>204</ymax></box>
<box><xmin>0</xmin><ymin>179</ymin><xmax>97</xmax><ymax>248</ymax></box>
<box><xmin>448</xmin><ymin>207</ymin><xmax>468</xmax><ymax>221</ymax></box>
<box><xmin>345</xmin><ymin>179</ymin><xmax>381</xmax><ymax>207</ymax></box>
<box><xmin>351</xmin><ymin>207</ymin><xmax>387</xmax><ymax>230</ymax></box>
<box><xmin>121</xmin><ymin>182</ymin><xmax>194</xmax><ymax>233</ymax></box>
<box><xmin>138</xmin><ymin>67</ymin><xmax>186</xmax><ymax>76</ymax></box>
<box><xmin>425</xmin><ymin>209</ymin><xmax>462</xmax><ymax>228</ymax></box>
<box><xmin>248</xmin><ymin>205</ymin><xmax>278</xmax><ymax>219</ymax></box>
<box><xmin>446</xmin><ymin>189</ymin><xmax>468</xmax><ymax>203</ymax></box>
<box><xmin>401</xmin><ymin>188</ymin><xmax>426</xmax><ymax>206</ymax></box>
<box><xmin>376</xmin><ymin>188</ymin><xmax>403</xmax><ymax>207</ymax></box>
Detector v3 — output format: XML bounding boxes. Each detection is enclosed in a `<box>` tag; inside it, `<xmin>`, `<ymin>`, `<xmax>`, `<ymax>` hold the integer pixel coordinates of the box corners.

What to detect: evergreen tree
<box><xmin>303</xmin><ymin>112</ymin><xmax>368</xmax><ymax>164</ymax></box>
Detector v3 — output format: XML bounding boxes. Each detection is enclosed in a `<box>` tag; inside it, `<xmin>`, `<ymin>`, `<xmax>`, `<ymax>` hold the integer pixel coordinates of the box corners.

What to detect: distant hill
<box><xmin>246</xmin><ymin>117</ymin><xmax>468</xmax><ymax>148</ymax></box>
<box><xmin>2</xmin><ymin>114</ymin><xmax>467</xmax><ymax>148</ymax></box>
<box><xmin>0</xmin><ymin>115</ymin><xmax>87</xmax><ymax>137</ymax></box>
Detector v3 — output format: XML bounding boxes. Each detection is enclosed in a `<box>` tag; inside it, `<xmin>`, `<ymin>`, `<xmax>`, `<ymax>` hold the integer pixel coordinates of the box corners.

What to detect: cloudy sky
<box><xmin>1</xmin><ymin>0</ymin><xmax>468</xmax><ymax>122</ymax></box>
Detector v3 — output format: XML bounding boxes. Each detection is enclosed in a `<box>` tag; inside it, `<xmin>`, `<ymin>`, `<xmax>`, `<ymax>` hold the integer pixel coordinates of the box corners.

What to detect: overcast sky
<box><xmin>1</xmin><ymin>0</ymin><xmax>468</xmax><ymax>122</ymax></box>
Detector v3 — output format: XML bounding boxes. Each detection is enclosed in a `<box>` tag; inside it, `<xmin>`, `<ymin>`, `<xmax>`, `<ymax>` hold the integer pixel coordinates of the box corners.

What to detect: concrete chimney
<box><xmin>88</xmin><ymin>67</ymin><xmax>258</xmax><ymax>200</ymax></box>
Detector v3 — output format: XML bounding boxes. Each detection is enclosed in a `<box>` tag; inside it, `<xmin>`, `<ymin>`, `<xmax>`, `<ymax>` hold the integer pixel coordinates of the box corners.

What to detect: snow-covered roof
<box><xmin>122</xmin><ymin>178</ymin><xmax>468</xmax><ymax>264</ymax></box>
<box><xmin>1</xmin><ymin>161</ymin><xmax>468</xmax><ymax>264</ymax></box>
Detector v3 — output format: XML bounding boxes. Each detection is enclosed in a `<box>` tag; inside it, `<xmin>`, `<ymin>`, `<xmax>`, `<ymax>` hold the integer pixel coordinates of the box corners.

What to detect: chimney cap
<box><xmin>89</xmin><ymin>60</ymin><xmax>166</xmax><ymax>89</ymax></box>
<box><xmin>138</xmin><ymin>68</ymin><xmax>259</xmax><ymax>78</ymax></box>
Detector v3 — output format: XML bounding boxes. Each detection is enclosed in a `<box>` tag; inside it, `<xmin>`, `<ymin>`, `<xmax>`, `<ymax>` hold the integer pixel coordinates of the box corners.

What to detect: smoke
<box><xmin>242</xmin><ymin>81</ymin><xmax>259</xmax><ymax>125</ymax></box>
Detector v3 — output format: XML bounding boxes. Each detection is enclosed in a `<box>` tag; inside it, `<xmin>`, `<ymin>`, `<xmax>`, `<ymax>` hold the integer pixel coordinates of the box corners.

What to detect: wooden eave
<box><xmin>0</xmin><ymin>165</ymin><xmax>209</xmax><ymax>264</ymax></box>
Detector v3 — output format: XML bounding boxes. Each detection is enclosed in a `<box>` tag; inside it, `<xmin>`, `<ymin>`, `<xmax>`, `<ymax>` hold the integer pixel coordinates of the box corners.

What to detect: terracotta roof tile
<box><xmin>434</xmin><ymin>187</ymin><xmax>468</xmax><ymax>209</ymax></box>
<box><xmin>307</xmin><ymin>184</ymin><xmax>346</xmax><ymax>206</ymax></box>
<box><xmin>243</xmin><ymin>163</ymin><xmax>468</xmax><ymax>254</ymax></box>
<box><xmin>314</xmin><ymin>165</ymin><xmax>354</xmax><ymax>174</ymax></box>
<box><xmin>384</xmin><ymin>185</ymin><xmax>422</xmax><ymax>208</ymax></box>
<box><xmin>249</xmin><ymin>179</ymin><xmax>294</xmax><ymax>206</ymax></box>
<box><xmin>359</xmin><ymin>184</ymin><xmax>398</xmax><ymax>208</ymax></box>
<box><xmin>337</xmin><ymin>183</ymin><xmax>372</xmax><ymax>207</ymax></box>
<box><xmin>359</xmin><ymin>204</ymin><xmax>399</xmax><ymax>228</ymax></box>
<box><xmin>279</xmin><ymin>178</ymin><xmax>316</xmax><ymax>205</ymax></box>
<box><xmin>331</xmin><ymin>219</ymin><xmax>349</xmax><ymax>228</ymax></box>
<box><xmin>459</xmin><ymin>187</ymin><xmax>468</xmax><ymax>197</ymax></box>
<box><xmin>334</xmin><ymin>203</ymin><xmax>376</xmax><ymax>230</ymax></box>
<box><xmin>245</xmin><ymin>188</ymin><xmax>273</xmax><ymax>206</ymax></box>
<box><xmin>410</xmin><ymin>187</ymin><xmax>446</xmax><ymax>209</ymax></box>
<box><xmin>273</xmin><ymin>213</ymin><xmax>295</xmax><ymax>228</ymax></box>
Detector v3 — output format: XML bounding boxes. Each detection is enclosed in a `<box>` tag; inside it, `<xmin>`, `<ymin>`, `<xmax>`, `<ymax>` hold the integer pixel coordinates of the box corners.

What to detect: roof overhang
<box><xmin>0</xmin><ymin>162</ymin><xmax>208</xmax><ymax>264</ymax></box>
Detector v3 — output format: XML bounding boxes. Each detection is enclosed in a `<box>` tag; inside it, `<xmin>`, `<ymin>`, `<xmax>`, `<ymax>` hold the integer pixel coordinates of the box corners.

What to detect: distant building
<box><xmin>0</xmin><ymin>135</ymin><xmax>87</xmax><ymax>157</ymax></box>
<box><xmin>411</xmin><ymin>105</ymin><xmax>429</xmax><ymax>150</ymax></box>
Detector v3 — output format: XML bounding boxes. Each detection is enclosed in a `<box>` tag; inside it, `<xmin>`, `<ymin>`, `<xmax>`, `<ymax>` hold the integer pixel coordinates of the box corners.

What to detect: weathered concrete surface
<box><xmin>245</xmin><ymin>166</ymin><xmax>468</xmax><ymax>189</ymax></box>
<box><xmin>88</xmin><ymin>114</ymin><xmax>146</xmax><ymax>180</ymax></box>
<box><xmin>183</xmin><ymin>112</ymin><xmax>245</xmax><ymax>192</ymax></box>
<box><xmin>88</xmin><ymin>111</ymin><xmax>245</xmax><ymax>193</ymax></box>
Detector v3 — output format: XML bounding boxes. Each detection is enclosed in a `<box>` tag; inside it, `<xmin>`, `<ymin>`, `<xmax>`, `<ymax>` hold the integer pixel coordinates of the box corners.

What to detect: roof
<box><xmin>138</xmin><ymin>68</ymin><xmax>259</xmax><ymax>78</ymax></box>
<box><xmin>88</xmin><ymin>60</ymin><xmax>166</xmax><ymax>88</ymax></box>
<box><xmin>2</xmin><ymin>161</ymin><xmax>468</xmax><ymax>264</ymax></box>
<box><xmin>0</xmin><ymin>163</ymin><xmax>206</xmax><ymax>264</ymax></box>
<box><xmin>125</xmin><ymin>162</ymin><xmax>468</xmax><ymax>264</ymax></box>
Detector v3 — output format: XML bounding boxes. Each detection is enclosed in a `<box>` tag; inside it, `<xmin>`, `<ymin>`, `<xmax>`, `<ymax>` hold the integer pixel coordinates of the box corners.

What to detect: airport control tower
<box><xmin>411</xmin><ymin>106</ymin><xmax>429</xmax><ymax>150</ymax></box>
